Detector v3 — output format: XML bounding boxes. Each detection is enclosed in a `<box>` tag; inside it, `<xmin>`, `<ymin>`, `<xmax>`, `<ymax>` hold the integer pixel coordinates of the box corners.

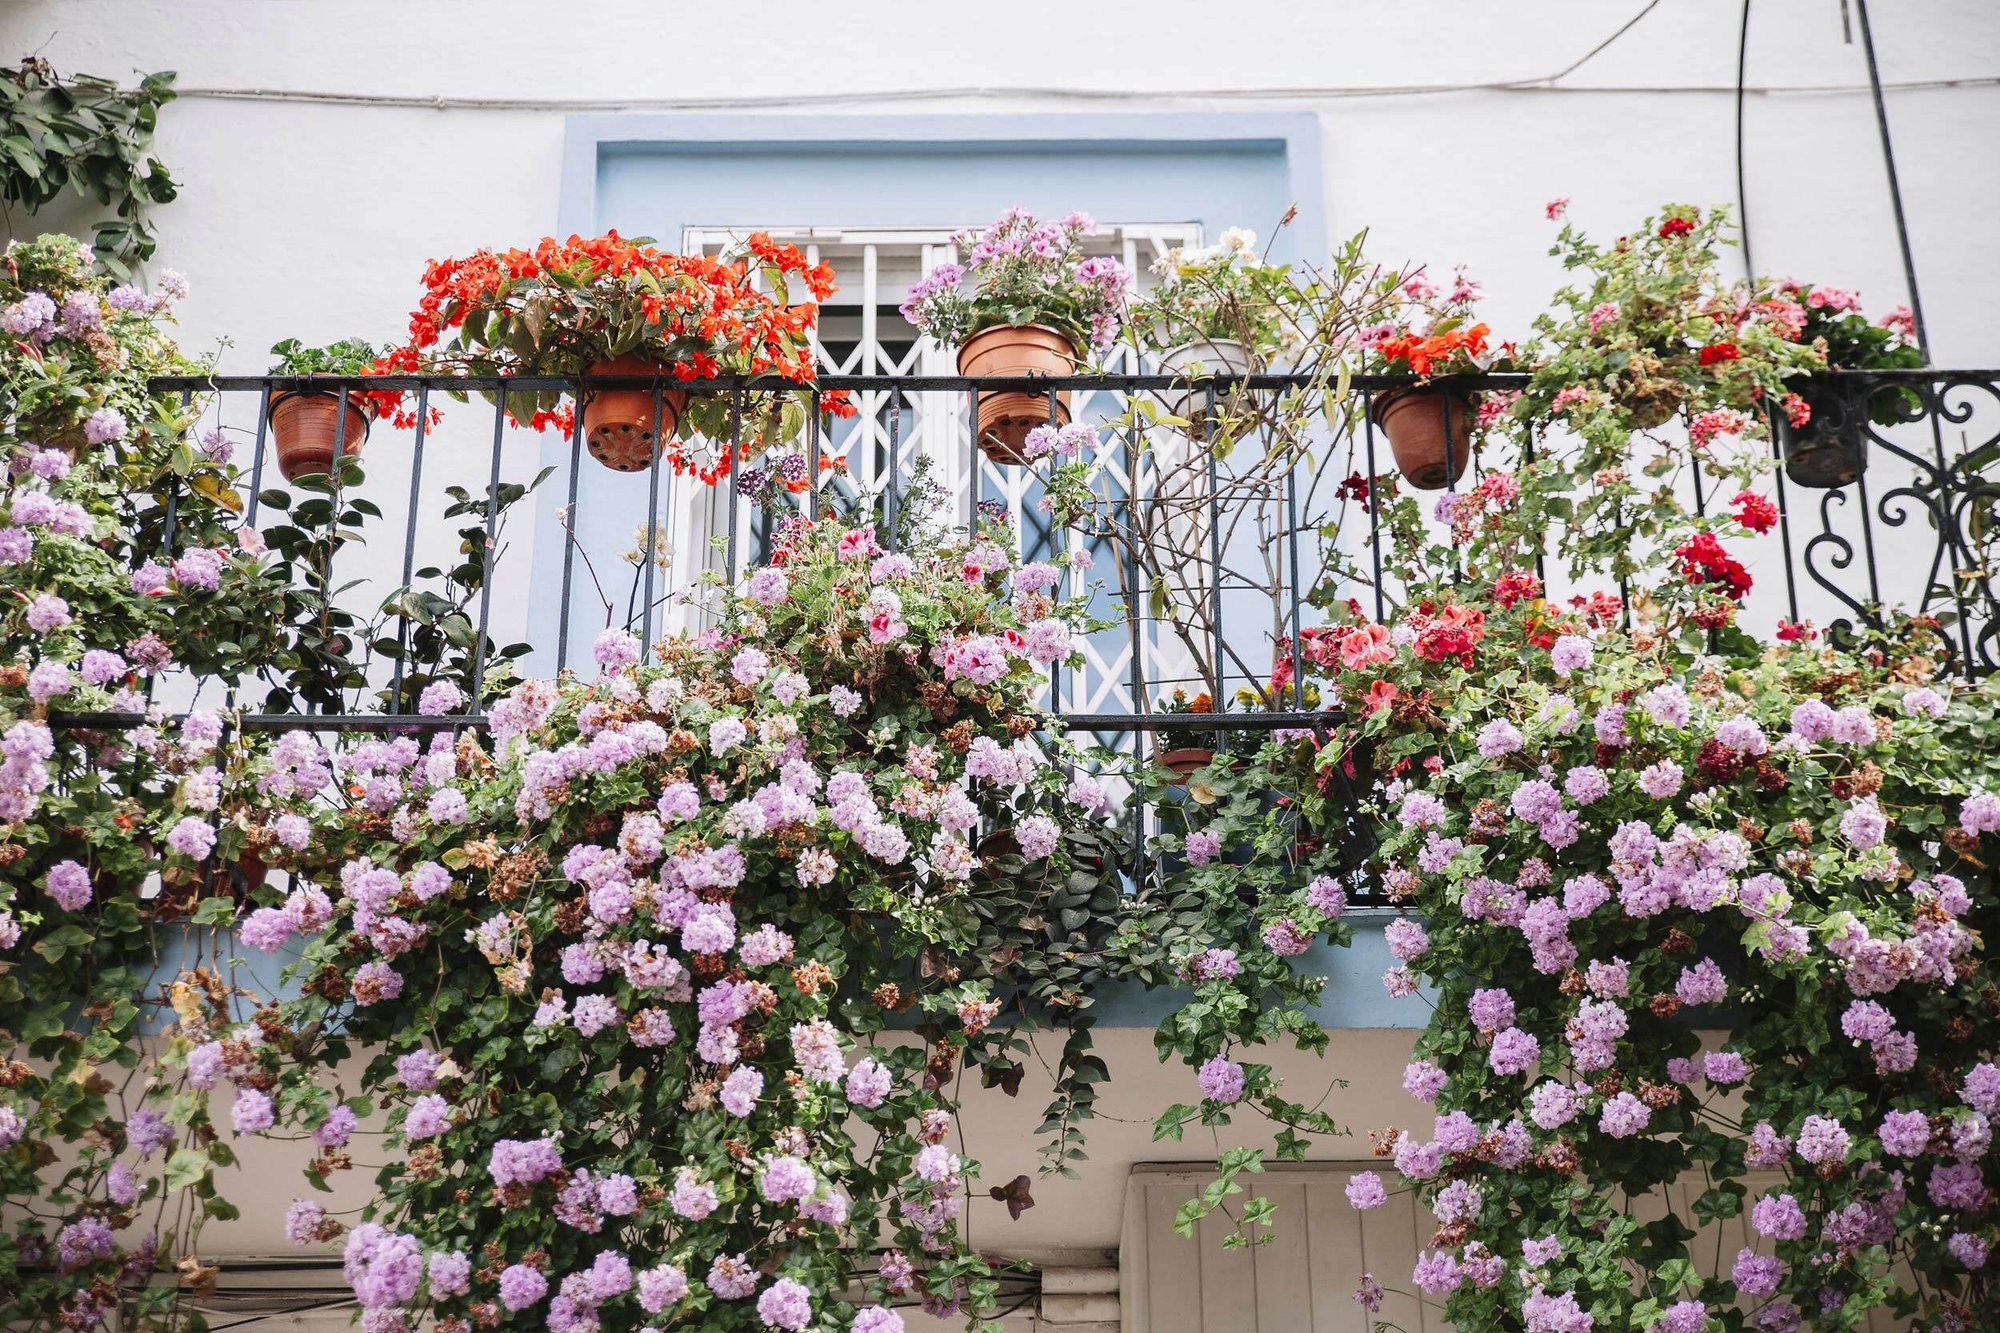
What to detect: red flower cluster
<box><xmin>1698</xmin><ymin>343</ymin><xmax>1741</xmax><ymax>367</ymax></box>
<box><xmin>400</xmin><ymin>230</ymin><xmax>835</xmax><ymax>384</ymax></box>
<box><xmin>1730</xmin><ymin>490</ymin><xmax>1780</xmax><ymax>534</ymax></box>
<box><xmin>1658</xmin><ymin>216</ymin><xmax>1696</xmax><ymax>239</ymax></box>
<box><xmin>1377</xmin><ymin>323</ymin><xmax>1491</xmax><ymax>377</ymax></box>
<box><xmin>373</xmin><ymin>231</ymin><xmax>856</xmax><ymax>481</ymax></box>
<box><xmin>1674</xmin><ymin>531</ymin><xmax>1752</xmax><ymax>601</ymax></box>
<box><xmin>1411</xmin><ymin>603</ymin><xmax>1487</xmax><ymax>666</ymax></box>
<box><xmin>1492</xmin><ymin>568</ymin><xmax>1544</xmax><ymax>609</ymax></box>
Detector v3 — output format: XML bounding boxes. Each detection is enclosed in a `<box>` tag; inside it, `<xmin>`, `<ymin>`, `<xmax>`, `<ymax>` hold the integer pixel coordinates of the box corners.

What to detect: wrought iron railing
<box><xmin>83</xmin><ymin>366</ymin><xmax>2000</xmax><ymax>751</ymax></box>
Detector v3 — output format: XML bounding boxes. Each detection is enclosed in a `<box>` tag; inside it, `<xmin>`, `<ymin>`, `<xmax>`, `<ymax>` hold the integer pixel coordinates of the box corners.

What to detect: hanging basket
<box><xmin>957</xmin><ymin>324</ymin><xmax>1078</xmax><ymax>465</ymax></box>
<box><xmin>1782</xmin><ymin>384</ymin><xmax>1868</xmax><ymax>489</ymax></box>
<box><xmin>268</xmin><ymin>389</ymin><xmax>371</xmax><ymax>482</ymax></box>
<box><xmin>581</xmin><ymin>355</ymin><xmax>689</xmax><ymax>473</ymax></box>
<box><xmin>1370</xmin><ymin>384</ymin><xmax>1478</xmax><ymax>490</ymax></box>
<box><xmin>1154</xmin><ymin>337</ymin><xmax>1256</xmax><ymax>432</ymax></box>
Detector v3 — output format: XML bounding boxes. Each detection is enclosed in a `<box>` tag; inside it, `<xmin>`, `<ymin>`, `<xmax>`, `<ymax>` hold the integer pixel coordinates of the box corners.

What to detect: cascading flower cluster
<box><xmin>245</xmin><ymin>515</ymin><xmax>1117</xmax><ymax>1332</ymax></box>
<box><xmin>2</xmin><ymin>233</ymin><xmax>200</xmax><ymax>458</ymax></box>
<box><xmin>0</xmin><ymin>236</ymin><xmax>317</xmax><ymax>1333</ymax></box>
<box><xmin>1309</xmin><ymin>564</ymin><xmax>2000</xmax><ymax>1332</ymax></box>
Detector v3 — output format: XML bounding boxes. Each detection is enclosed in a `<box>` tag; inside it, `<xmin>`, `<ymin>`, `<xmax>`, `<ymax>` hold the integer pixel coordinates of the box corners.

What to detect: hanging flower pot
<box><xmin>582</xmin><ymin>355</ymin><xmax>690</xmax><ymax>473</ymax></box>
<box><xmin>1154</xmin><ymin>337</ymin><xmax>1255</xmax><ymax>434</ymax></box>
<box><xmin>268</xmin><ymin>389</ymin><xmax>371</xmax><ymax>482</ymax></box>
<box><xmin>1370</xmin><ymin>384</ymin><xmax>1478</xmax><ymax>490</ymax></box>
<box><xmin>1781</xmin><ymin>383</ymin><xmax>1868</xmax><ymax>489</ymax></box>
<box><xmin>1783</xmin><ymin>416</ymin><xmax>1868</xmax><ymax>489</ymax></box>
<box><xmin>956</xmin><ymin>324</ymin><xmax>1079</xmax><ymax>465</ymax></box>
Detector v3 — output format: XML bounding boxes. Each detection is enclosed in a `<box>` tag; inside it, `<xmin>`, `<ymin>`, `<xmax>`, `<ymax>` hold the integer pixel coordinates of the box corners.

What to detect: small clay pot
<box><xmin>582</xmin><ymin>355</ymin><xmax>689</xmax><ymax>473</ymax></box>
<box><xmin>977</xmin><ymin>828</ymin><xmax>1021</xmax><ymax>860</ymax></box>
<box><xmin>1370</xmin><ymin>384</ymin><xmax>1478</xmax><ymax>490</ymax></box>
<box><xmin>957</xmin><ymin>324</ymin><xmax>1079</xmax><ymax>464</ymax></box>
<box><xmin>269</xmin><ymin>390</ymin><xmax>370</xmax><ymax>482</ymax></box>
<box><xmin>1158</xmin><ymin>746</ymin><xmax>1215</xmax><ymax>784</ymax></box>
<box><xmin>1784</xmin><ymin>424</ymin><xmax>1867</xmax><ymax>489</ymax></box>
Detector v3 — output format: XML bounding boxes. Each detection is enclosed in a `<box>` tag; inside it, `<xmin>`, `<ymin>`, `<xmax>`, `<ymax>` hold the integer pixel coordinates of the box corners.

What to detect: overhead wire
<box><xmin>1735</xmin><ymin>0</ymin><xmax>1758</xmax><ymax>282</ymax></box>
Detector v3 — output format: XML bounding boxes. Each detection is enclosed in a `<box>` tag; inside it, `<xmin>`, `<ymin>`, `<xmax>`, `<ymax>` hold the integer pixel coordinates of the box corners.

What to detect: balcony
<box><xmin>106</xmin><ymin>364</ymin><xmax>2000</xmax><ymax>746</ymax></box>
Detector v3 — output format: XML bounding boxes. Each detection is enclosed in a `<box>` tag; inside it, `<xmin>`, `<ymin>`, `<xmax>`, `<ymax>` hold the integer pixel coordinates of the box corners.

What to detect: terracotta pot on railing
<box><xmin>1370</xmin><ymin>384</ymin><xmax>1478</xmax><ymax>490</ymax></box>
<box><xmin>957</xmin><ymin>324</ymin><xmax>1079</xmax><ymax>465</ymax></box>
<box><xmin>1158</xmin><ymin>746</ymin><xmax>1215</xmax><ymax>785</ymax></box>
<box><xmin>269</xmin><ymin>388</ymin><xmax>371</xmax><ymax>482</ymax></box>
<box><xmin>977</xmin><ymin>828</ymin><xmax>1020</xmax><ymax>861</ymax></box>
<box><xmin>582</xmin><ymin>355</ymin><xmax>689</xmax><ymax>473</ymax></box>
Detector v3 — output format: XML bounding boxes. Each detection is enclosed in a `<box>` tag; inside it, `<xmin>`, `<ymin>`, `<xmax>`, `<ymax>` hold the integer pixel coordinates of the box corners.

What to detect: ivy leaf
<box><xmin>164</xmin><ymin>1149</ymin><xmax>209</xmax><ymax>1192</ymax></box>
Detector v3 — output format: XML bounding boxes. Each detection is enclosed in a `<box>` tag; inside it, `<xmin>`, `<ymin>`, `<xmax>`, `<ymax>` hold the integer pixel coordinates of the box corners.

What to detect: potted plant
<box><xmin>901</xmin><ymin>208</ymin><xmax>1129</xmax><ymax>464</ymax></box>
<box><xmin>1771</xmin><ymin>283</ymin><xmax>1924</xmax><ymax>488</ymax></box>
<box><xmin>1156</xmin><ymin>688</ymin><xmax>1224</xmax><ymax>781</ymax></box>
<box><xmin>392</xmin><ymin>231</ymin><xmax>849</xmax><ymax>477</ymax></box>
<box><xmin>1359</xmin><ymin>266</ymin><xmax>1500</xmax><ymax>489</ymax></box>
<box><xmin>1133</xmin><ymin>226</ymin><xmax>1292</xmax><ymax>430</ymax></box>
<box><xmin>265</xmin><ymin>338</ymin><xmax>383</xmax><ymax>481</ymax></box>
<box><xmin>1518</xmin><ymin>205</ymin><xmax>1822</xmax><ymax>444</ymax></box>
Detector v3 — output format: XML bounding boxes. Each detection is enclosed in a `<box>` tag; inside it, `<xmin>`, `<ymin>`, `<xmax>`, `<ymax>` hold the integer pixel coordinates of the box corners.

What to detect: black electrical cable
<box><xmin>1854</xmin><ymin>0</ymin><xmax>1932</xmax><ymax>359</ymax></box>
<box><xmin>1735</xmin><ymin>0</ymin><xmax>1758</xmax><ymax>281</ymax></box>
<box><xmin>1543</xmin><ymin>0</ymin><xmax>1666</xmax><ymax>86</ymax></box>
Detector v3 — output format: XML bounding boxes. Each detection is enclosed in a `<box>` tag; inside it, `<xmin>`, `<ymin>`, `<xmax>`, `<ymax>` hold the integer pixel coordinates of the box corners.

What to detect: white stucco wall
<box><xmin>6</xmin><ymin>0</ymin><xmax>2000</xmax><ymax>1303</ymax></box>
<box><xmin>8</xmin><ymin>0</ymin><xmax>1998</xmax><ymax>364</ymax></box>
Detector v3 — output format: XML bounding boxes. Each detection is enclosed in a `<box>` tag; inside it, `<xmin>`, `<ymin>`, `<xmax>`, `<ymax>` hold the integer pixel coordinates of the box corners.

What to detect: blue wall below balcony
<box><xmin>530</xmin><ymin>112</ymin><xmax>1323</xmax><ymax>675</ymax></box>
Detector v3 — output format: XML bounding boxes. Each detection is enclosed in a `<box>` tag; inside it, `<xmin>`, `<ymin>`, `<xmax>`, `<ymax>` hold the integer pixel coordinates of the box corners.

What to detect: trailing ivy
<box><xmin>2</xmin><ymin>60</ymin><xmax>179</xmax><ymax>278</ymax></box>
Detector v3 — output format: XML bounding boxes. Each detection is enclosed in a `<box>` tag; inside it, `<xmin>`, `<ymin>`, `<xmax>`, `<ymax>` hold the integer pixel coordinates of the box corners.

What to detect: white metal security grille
<box><xmin>680</xmin><ymin>222</ymin><xmax>1205</xmax><ymax>732</ymax></box>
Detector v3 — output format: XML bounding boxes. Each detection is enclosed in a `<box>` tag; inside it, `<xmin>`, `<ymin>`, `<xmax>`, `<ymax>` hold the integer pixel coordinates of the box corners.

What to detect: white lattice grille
<box><xmin>681</xmin><ymin>223</ymin><xmax>1206</xmax><ymax>730</ymax></box>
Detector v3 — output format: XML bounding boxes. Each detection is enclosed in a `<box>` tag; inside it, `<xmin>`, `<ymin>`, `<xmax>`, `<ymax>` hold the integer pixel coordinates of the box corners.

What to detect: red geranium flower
<box><xmin>1674</xmin><ymin>531</ymin><xmax>1752</xmax><ymax>601</ymax></box>
<box><xmin>1658</xmin><ymin>217</ymin><xmax>1696</xmax><ymax>239</ymax></box>
<box><xmin>1730</xmin><ymin>491</ymin><xmax>1780</xmax><ymax>534</ymax></box>
<box><xmin>1698</xmin><ymin>343</ymin><xmax>1741</xmax><ymax>366</ymax></box>
<box><xmin>1493</xmin><ymin>568</ymin><xmax>1543</xmax><ymax>609</ymax></box>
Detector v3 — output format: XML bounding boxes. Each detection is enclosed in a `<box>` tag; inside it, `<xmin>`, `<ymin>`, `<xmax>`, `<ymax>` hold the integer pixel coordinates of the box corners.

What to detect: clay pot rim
<box><xmin>1367</xmin><ymin>381</ymin><xmax>1482</xmax><ymax>425</ymax></box>
<box><xmin>958</xmin><ymin>321</ymin><xmax>1083</xmax><ymax>359</ymax></box>
<box><xmin>267</xmin><ymin>384</ymin><xmax>375</xmax><ymax>411</ymax></box>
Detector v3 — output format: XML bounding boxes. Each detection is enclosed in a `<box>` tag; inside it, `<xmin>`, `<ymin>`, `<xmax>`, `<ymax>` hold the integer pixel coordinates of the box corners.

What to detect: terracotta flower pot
<box><xmin>1783</xmin><ymin>421</ymin><xmax>1867</xmax><ymax>490</ymax></box>
<box><xmin>957</xmin><ymin>324</ymin><xmax>1079</xmax><ymax>465</ymax></box>
<box><xmin>1158</xmin><ymin>746</ymin><xmax>1215</xmax><ymax>784</ymax></box>
<box><xmin>268</xmin><ymin>390</ymin><xmax>370</xmax><ymax>482</ymax></box>
<box><xmin>582</xmin><ymin>355</ymin><xmax>689</xmax><ymax>473</ymax></box>
<box><xmin>977</xmin><ymin>828</ymin><xmax>1021</xmax><ymax>860</ymax></box>
<box><xmin>1370</xmin><ymin>384</ymin><xmax>1478</xmax><ymax>490</ymax></box>
<box><xmin>1155</xmin><ymin>337</ymin><xmax>1256</xmax><ymax>434</ymax></box>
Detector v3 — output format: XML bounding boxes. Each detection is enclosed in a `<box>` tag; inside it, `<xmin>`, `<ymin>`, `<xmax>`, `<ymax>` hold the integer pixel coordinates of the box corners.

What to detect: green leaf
<box><xmin>165</xmin><ymin>1149</ymin><xmax>210</xmax><ymax>1192</ymax></box>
